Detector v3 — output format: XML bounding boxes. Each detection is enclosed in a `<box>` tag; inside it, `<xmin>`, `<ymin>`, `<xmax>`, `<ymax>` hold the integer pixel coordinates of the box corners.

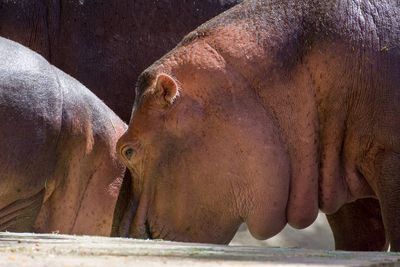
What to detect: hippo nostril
<box><xmin>124</xmin><ymin>147</ymin><xmax>134</xmax><ymax>160</ymax></box>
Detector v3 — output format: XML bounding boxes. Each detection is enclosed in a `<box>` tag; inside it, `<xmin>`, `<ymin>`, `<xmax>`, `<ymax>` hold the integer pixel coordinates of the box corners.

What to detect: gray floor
<box><xmin>0</xmin><ymin>229</ymin><xmax>398</xmax><ymax>266</ymax></box>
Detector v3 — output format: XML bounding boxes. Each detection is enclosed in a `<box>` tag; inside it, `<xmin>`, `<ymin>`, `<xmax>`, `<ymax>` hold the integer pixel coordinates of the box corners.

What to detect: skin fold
<box><xmin>0</xmin><ymin>0</ymin><xmax>242</xmax><ymax>122</ymax></box>
<box><xmin>115</xmin><ymin>0</ymin><xmax>400</xmax><ymax>251</ymax></box>
<box><xmin>0</xmin><ymin>37</ymin><xmax>127</xmax><ymax>236</ymax></box>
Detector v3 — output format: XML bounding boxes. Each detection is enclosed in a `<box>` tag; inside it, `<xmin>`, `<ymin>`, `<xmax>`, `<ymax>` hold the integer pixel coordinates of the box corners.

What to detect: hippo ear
<box><xmin>155</xmin><ymin>74</ymin><xmax>179</xmax><ymax>104</ymax></box>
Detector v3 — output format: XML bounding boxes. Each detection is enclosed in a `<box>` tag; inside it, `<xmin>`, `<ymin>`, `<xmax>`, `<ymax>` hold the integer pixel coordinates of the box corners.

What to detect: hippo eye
<box><xmin>124</xmin><ymin>148</ymin><xmax>134</xmax><ymax>160</ymax></box>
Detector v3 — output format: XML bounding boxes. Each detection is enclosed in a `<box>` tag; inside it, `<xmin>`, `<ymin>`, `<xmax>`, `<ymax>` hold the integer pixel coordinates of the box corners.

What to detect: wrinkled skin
<box><xmin>0</xmin><ymin>37</ymin><xmax>127</xmax><ymax>235</ymax></box>
<box><xmin>0</xmin><ymin>0</ymin><xmax>242</xmax><ymax>122</ymax></box>
<box><xmin>115</xmin><ymin>0</ymin><xmax>400</xmax><ymax>251</ymax></box>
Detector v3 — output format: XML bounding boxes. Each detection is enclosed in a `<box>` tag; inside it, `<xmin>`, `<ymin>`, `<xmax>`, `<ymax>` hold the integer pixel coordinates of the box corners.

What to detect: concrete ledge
<box><xmin>0</xmin><ymin>232</ymin><xmax>399</xmax><ymax>266</ymax></box>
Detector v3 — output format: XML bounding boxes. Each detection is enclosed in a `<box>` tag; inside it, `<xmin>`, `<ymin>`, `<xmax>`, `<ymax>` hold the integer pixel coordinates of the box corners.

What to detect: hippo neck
<box><xmin>209</xmin><ymin>0</ymin><xmax>324</xmax><ymax>228</ymax></box>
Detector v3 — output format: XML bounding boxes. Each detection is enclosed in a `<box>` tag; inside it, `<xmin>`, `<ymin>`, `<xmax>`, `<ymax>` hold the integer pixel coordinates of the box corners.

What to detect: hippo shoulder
<box><xmin>52</xmin><ymin>65</ymin><xmax>126</xmax><ymax>148</ymax></box>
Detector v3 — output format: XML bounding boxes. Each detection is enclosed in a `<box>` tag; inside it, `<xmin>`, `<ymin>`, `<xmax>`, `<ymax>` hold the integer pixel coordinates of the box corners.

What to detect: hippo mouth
<box><xmin>143</xmin><ymin>218</ymin><xmax>176</xmax><ymax>241</ymax></box>
<box><xmin>144</xmin><ymin>220</ymin><xmax>153</xmax><ymax>239</ymax></box>
<box><xmin>115</xmin><ymin>192</ymin><xmax>156</xmax><ymax>240</ymax></box>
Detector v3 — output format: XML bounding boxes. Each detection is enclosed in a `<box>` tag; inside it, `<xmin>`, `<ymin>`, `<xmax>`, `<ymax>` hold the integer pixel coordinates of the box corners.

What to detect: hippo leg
<box><xmin>374</xmin><ymin>152</ymin><xmax>400</xmax><ymax>251</ymax></box>
<box><xmin>326</xmin><ymin>198</ymin><xmax>388</xmax><ymax>251</ymax></box>
<box><xmin>1</xmin><ymin>189</ymin><xmax>45</xmax><ymax>232</ymax></box>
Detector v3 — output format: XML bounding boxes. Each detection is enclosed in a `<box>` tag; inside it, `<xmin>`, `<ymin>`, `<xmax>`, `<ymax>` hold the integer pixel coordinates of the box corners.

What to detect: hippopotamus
<box><xmin>115</xmin><ymin>0</ymin><xmax>400</xmax><ymax>251</ymax></box>
<box><xmin>0</xmin><ymin>36</ymin><xmax>127</xmax><ymax>236</ymax></box>
<box><xmin>0</xmin><ymin>0</ymin><xmax>242</xmax><ymax>122</ymax></box>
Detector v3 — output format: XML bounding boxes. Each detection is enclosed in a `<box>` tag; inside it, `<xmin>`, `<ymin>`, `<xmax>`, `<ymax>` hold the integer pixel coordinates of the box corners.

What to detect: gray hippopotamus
<box><xmin>0</xmin><ymin>0</ymin><xmax>242</xmax><ymax>122</ymax></box>
<box><xmin>115</xmin><ymin>0</ymin><xmax>400</xmax><ymax>251</ymax></box>
<box><xmin>0</xmin><ymin>36</ymin><xmax>127</xmax><ymax>236</ymax></box>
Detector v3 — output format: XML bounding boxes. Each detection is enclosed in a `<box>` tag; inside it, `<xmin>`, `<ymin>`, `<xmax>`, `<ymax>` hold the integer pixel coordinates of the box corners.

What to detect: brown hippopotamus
<box><xmin>115</xmin><ymin>0</ymin><xmax>400</xmax><ymax>251</ymax></box>
<box><xmin>0</xmin><ymin>36</ymin><xmax>127</xmax><ymax>236</ymax></box>
<box><xmin>0</xmin><ymin>0</ymin><xmax>242</xmax><ymax>122</ymax></box>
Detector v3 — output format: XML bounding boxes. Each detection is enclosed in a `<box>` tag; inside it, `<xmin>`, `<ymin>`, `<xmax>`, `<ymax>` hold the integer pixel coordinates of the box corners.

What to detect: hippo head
<box><xmin>116</xmin><ymin>41</ymin><xmax>291</xmax><ymax>244</ymax></box>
